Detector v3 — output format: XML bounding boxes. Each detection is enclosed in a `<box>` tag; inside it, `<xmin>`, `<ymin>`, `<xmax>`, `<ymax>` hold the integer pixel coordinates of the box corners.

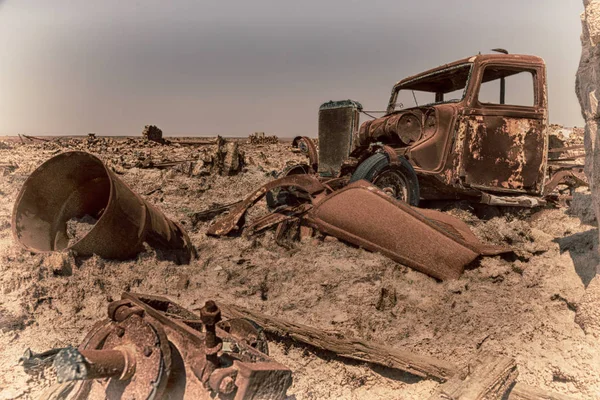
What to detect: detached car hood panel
<box><xmin>305</xmin><ymin>180</ymin><xmax>510</xmax><ymax>280</ymax></box>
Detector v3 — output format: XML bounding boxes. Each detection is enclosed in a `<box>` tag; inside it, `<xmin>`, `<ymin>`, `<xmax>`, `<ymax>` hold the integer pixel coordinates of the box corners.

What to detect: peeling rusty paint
<box><xmin>459</xmin><ymin>116</ymin><xmax>545</xmax><ymax>193</ymax></box>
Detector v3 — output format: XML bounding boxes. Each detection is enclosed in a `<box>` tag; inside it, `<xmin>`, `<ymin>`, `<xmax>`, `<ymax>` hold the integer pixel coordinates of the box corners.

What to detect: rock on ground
<box><xmin>576</xmin><ymin>0</ymin><xmax>600</xmax><ymax>340</ymax></box>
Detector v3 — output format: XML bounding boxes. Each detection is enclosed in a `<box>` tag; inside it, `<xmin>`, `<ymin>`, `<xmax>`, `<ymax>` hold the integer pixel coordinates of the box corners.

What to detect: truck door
<box><xmin>459</xmin><ymin>64</ymin><xmax>547</xmax><ymax>195</ymax></box>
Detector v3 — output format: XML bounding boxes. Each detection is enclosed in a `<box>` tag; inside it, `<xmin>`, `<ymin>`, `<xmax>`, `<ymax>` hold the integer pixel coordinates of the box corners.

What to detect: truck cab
<box><xmin>352</xmin><ymin>54</ymin><xmax>548</xmax><ymax>202</ymax></box>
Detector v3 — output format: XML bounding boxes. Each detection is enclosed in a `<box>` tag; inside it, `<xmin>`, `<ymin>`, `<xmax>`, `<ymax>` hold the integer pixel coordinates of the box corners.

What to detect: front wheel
<box><xmin>350</xmin><ymin>153</ymin><xmax>420</xmax><ymax>206</ymax></box>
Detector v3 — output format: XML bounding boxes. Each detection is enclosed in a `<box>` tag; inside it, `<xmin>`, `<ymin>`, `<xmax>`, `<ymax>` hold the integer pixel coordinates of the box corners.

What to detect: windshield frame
<box><xmin>387</xmin><ymin>63</ymin><xmax>474</xmax><ymax>113</ymax></box>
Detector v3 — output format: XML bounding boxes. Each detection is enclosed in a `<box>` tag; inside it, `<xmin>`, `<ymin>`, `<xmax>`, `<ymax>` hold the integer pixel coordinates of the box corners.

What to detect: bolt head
<box><xmin>219</xmin><ymin>376</ymin><xmax>236</xmax><ymax>394</ymax></box>
<box><xmin>200</xmin><ymin>301</ymin><xmax>221</xmax><ymax>326</ymax></box>
<box><xmin>143</xmin><ymin>346</ymin><xmax>153</xmax><ymax>357</ymax></box>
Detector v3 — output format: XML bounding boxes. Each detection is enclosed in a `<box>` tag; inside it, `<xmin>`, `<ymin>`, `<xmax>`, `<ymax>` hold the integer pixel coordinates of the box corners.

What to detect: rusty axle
<box><xmin>54</xmin><ymin>347</ymin><xmax>135</xmax><ymax>383</ymax></box>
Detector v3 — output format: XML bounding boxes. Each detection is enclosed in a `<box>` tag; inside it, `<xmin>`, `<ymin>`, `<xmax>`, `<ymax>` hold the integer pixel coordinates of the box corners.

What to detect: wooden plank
<box><xmin>508</xmin><ymin>383</ymin><xmax>578</xmax><ymax>400</ymax></box>
<box><xmin>428</xmin><ymin>352</ymin><xmax>517</xmax><ymax>400</ymax></box>
<box><xmin>218</xmin><ymin>302</ymin><xmax>460</xmax><ymax>382</ymax></box>
<box><xmin>218</xmin><ymin>304</ymin><xmax>579</xmax><ymax>399</ymax></box>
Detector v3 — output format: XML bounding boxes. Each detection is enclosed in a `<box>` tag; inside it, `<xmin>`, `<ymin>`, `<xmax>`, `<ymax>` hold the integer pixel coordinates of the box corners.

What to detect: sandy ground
<box><xmin>0</xmin><ymin>132</ymin><xmax>599</xmax><ymax>399</ymax></box>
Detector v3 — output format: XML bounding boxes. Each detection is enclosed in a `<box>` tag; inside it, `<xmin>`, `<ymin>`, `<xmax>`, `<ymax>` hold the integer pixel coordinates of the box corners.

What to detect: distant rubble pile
<box><xmin>175</xmin><ymin>136</ymin><xmax>245</xmax><ymax>177</ymax></box>
<box><xmin>548</xmin><ymin>124</ymin><xmax>584</xmax><ymax>148</ymax></box>
<box><xmin>547</xmin><ymin>124</ymin><xmax>585</xmax><ymax>164</ymax></box>
<box><xmin>6</xmin><ymin>131</ymin><xmax>247</xmax><ymax>178</ymax></box>
<box><xmin>248</xmin><ymin>131</ymin><xmax>279</xmax><ymax>145</ymax></box>
<box><xmin>142</xmin><ymin>124</ymin><xmax>166</xmax><ymax>144</ymax></box>
<box><xmin>0</xmin><ymin>141</ymin><xmax>12</xmax><ymax>150</ymax></box>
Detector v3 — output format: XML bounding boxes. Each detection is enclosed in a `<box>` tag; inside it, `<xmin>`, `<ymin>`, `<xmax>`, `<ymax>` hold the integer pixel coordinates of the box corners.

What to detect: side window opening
<box><xmin>477</xmin><ymin>67</ymin><xmax>536</xmax><ymax>107</ymax></box>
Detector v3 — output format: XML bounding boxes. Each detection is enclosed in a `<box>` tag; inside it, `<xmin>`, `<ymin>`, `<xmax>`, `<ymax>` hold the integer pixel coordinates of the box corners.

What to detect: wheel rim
<box><xmin>373</xmin><ymin>168</ymin><xmax>410</xmax><ymax>203</ymax></box>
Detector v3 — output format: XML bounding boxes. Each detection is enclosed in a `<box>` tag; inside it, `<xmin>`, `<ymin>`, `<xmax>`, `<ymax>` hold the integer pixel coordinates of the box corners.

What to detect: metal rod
<box><xmin>54</xmin><ymin>347</ymin><xmax>134</xmax><ymax>382</ymax></box>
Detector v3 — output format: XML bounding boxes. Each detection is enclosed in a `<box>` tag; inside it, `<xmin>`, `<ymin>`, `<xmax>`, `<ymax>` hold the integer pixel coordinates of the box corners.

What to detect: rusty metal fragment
<box><xmin>207</xmin><ymin>174</ymin><xmax>326</xmax><ymax>236</ymax></box>
<box><xmin>291</xmin><ymin>136</ymin><xmax>319</xmax><ymax>172</ymax></box>
<box><xmin>244</xmin><ymin>204</ymin><xmax>312</xmax><ymax>237</ymax></box>
<box><xmin>12</xmin><ymin>151</ymin><xmax>193</xmax><ymax>261</ymax></box>
<box><xmin>543</xmin><ymin>167</ymin><xmax>588</xmax><ymax>196</ymax></box>
<box><xmin>48</xmin><ymin>293</ymin><xmax>292</xmax><ymax>400</ymax></box>
<box><xmin>190</xmin><ymin>200</ymin><xmax>243</xmax><ymax>225</ymax></box>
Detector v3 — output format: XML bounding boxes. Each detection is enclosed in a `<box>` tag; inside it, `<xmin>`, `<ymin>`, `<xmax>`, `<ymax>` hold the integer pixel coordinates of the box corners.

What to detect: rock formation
<box><xmin>142</xmin><ymin>124</ymin><xmax>164</xmax><ymax>143</ymax></box>
<box><xmin>575</xmin><ymin>0</ymin><xmax>600</xmax><ymax>337</ymax></box>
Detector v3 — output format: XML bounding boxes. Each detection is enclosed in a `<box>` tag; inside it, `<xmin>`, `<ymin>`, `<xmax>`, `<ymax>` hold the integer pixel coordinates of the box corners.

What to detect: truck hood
<box><xmin>358</xmin><ymin>105</ymin><xmax>444</xmax><ymax>148</ymax></box>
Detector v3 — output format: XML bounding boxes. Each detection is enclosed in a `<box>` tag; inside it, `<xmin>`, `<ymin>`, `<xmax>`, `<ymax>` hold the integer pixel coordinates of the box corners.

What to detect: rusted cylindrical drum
<box><xmin>12</xmin><ymin>151</ymin><xmax>192</xmax><ymax>260</ymax></box>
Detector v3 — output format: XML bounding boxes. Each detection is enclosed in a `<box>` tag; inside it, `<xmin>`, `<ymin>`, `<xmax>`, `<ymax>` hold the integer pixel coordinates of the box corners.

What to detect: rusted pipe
<box><xmin>54</xmin><ymin>347</ymin><xmax>136</xmax><ymax>383</ymax></box>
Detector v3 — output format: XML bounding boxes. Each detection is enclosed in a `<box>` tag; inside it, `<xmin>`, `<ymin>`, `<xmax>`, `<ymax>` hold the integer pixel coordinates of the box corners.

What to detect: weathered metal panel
<box><xmin>458</xmin><ymin>115</ymin><xmax>546</xmax><ymax>194</ymax></box>
<box><xmin>305</xmin><ymin>181</ymin><xmax>511</xmax><ymax>280</ymax></box>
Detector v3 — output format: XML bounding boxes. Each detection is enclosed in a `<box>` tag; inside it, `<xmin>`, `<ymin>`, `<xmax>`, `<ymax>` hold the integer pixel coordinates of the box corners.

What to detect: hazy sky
<box><xmin>0</xmin><ymin>1</ymin><xmax>585</xmax><ymax>136</ymax></box>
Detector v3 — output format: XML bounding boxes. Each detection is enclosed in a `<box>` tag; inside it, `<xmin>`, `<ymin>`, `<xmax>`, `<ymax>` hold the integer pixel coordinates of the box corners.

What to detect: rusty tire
<box><xmin>350</xmin><ymin>153</ymin><xmax>420</xmax><ymax>206</ymax></box>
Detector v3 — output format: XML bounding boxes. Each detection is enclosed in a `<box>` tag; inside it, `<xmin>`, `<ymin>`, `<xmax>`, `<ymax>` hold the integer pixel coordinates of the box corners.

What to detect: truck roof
<box><xmin>395</xmin><ymin>54</ymin><xmax>545</xmax><ymax>92</ymax></box>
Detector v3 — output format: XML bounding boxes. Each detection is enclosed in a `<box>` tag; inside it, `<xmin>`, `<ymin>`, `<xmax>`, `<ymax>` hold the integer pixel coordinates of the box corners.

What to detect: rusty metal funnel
<box><xmin>12</xmin><ymin>151</ymin><xmax>192</xmax><ymax>260</ymax></box>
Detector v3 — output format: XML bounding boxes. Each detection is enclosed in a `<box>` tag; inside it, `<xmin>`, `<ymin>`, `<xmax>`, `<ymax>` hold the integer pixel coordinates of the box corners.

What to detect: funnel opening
<box><xmin>12</xmin><ymin>152</ymin><xmax>112</xmax><ymax>253</ymax></box>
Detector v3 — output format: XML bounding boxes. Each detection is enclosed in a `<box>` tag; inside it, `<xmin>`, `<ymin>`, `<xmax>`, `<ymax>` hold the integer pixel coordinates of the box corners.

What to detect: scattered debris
<box><xmin>12</xmin><ymin>151</ymin><xmax>193</xmax><ymax>261</ymax></box>
<box><xmin>172</xmin><ymin>139</ymin><xmax>216</xmax><ymax>146</ymax></box>
<box><xmin>165</xmin><ymin>137</ymin><xmax>246</xmax><ymax>176</ymax></box>
<box><xmin>189</xmin><ymin>200</ymin><xmax>242</xmax><ymax>225</ymax></box>
<box><xmin>34</xmin><ymin>293</ymin><xmax>292</xmax><ymax>399</ymax></box>
<box><xmin>218</xmin><ymin>302</ymin><xmax>577</xmax><ymax>400</ymax></box>
<box><xmin>0</xmin><ymin>161</ymin><xmax>18</xmax><ymax>174</ymax></box>
<box><xmin>429</xmin><ymin>352</ymin><xmax>517</xmax><ymax>399</ymax></box>
<box><xmin>19</xmin><ymin>134</ymin><xmax>53</xmax><ymax>143</ymax></box>
<box><xmin>208</xmin><ymin>175</ymin><xmax>511</xmax><ymax>280</ymax></box>
<box><xmin>214</xmin><ymin>137</ymin><xmax>245</xmax><ymax>176</ymax></box>
<box><xmin>249</xmin><ymin>132</ymin><xmax>279</xmax><ymax>144</ymax></box>
<box><xmin>20</xmin><ymin>348</ymin><xmax>63</xmax><ymax>374</ymax></box>
<box><xmin>42</xmin><ymin>251</ymin><xmax>75</xmax><ymax>277</ymax></box>
<box><xmin>0</xmin><ymin>88</ymin><xmax>595</xmax><ymax>398</ymax></box>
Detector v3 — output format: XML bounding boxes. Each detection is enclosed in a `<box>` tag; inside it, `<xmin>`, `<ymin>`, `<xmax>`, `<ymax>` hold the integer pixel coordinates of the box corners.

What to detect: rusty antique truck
<box><xmin>290</xmin><ymin>52</ymin><xmax>583</xmax><ymax>208</ymax></box>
